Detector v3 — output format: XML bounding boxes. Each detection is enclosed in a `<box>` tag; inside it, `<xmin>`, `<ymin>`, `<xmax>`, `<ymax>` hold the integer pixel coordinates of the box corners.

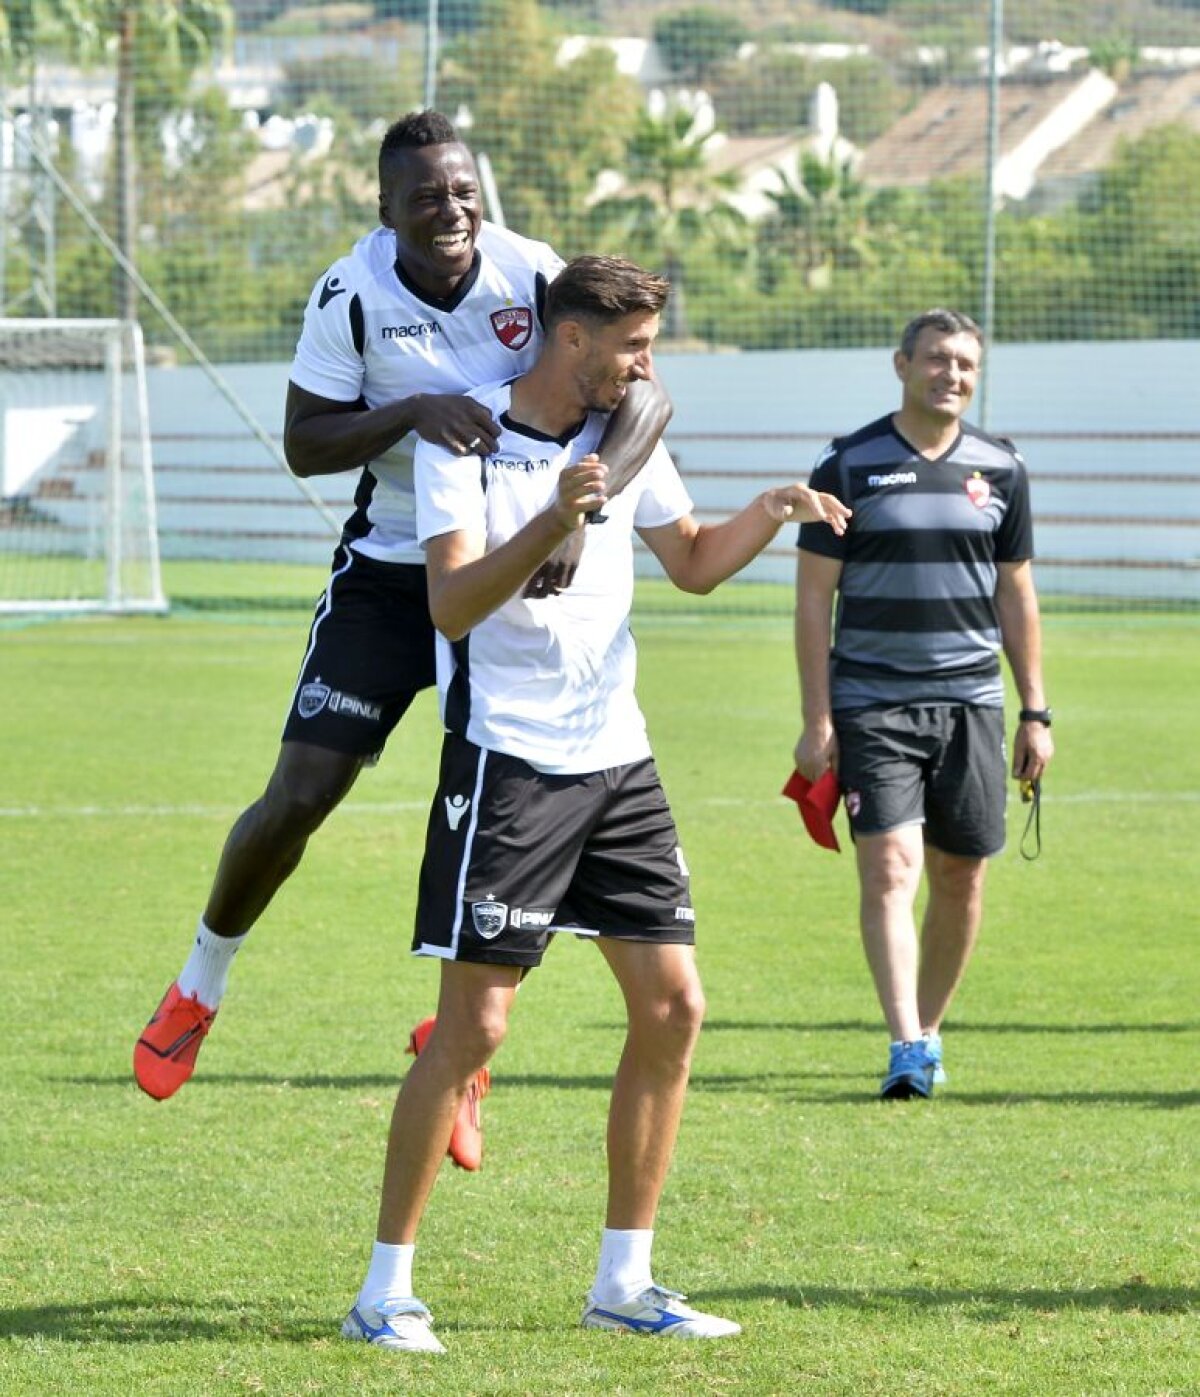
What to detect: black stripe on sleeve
<box><xmin>349</xmin><ymin>293</ymin><xmax>365</xmax><ymax>357</ymax></box>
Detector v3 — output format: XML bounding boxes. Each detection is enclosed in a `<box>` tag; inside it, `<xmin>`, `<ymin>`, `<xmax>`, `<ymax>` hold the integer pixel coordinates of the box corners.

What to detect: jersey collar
<box><xmin>499</xmin><ymin>409</ymin><xmax>587</xmax><ymax>448</ymax></box>
<box><xmin>892</xmin><ymin>419</ymin><xmax>964</xmax><ymax>465</ymax></box>
<box><xmin>392</xmin><ymin>248</ymin><xmax>482</xmax><ymax>312</ymax></box>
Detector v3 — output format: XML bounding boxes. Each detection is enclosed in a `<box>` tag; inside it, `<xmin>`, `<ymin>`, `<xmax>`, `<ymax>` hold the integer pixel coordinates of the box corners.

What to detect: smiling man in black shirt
<box><xmin>794</xmin><ymin>307</ymin><xmax>1054</xmax><ymax>1100</ymax></box>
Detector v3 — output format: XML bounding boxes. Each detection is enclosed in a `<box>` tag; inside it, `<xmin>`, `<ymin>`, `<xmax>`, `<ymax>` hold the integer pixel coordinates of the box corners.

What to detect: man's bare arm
<box><xmin>794</xmin><ymin>550</ymin><xmax>843</xmax><ymax>781</ymax></box>
<box><xmin>283</xmin><ymin>382</ymin><xmax>501</xmax><ymax>479</ymax></box>
<box><xmin>594</xmin><ymin>375</ymin><xmax>673</xmax><ymax>497</ymax></box>
<box><xmin>640</xmin><ymin>485</ymin><xmax>849</xmax><ymax>596</ymax></box>
<box><xmin>995</xmin><ymin>560</ymin><xmax>1054</xmax><ymax>782</ymax></box>
<box><xmin>426</xmin><ymin>456</ymin><xmax>607</xmax><ymax>640</ymax></box>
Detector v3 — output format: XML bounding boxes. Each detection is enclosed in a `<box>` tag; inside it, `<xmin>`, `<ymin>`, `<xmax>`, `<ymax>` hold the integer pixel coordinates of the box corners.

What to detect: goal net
<box><xmin>0</xmin><ymin>318</ymin><xmax>166</xmax><ymax>614</ymax></box>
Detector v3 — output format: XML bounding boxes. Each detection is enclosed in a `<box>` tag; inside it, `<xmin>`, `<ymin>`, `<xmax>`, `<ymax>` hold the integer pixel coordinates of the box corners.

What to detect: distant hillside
<box><xmin>234</xmin><ymin>0</ymin><xmax>1200</xmax><ymax>49</ymax></box>
<box><xmin>591</xmin><ymin>0</ymin><xmax>1200</xmax><ymax>48</ymax></box>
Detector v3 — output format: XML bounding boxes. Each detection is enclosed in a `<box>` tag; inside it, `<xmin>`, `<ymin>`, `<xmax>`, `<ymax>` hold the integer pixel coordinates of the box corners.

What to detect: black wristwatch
<box><xmin>1019</xmin><ymin>707</ymin><xmax>1053</xmax><ymax>726</ymax></box>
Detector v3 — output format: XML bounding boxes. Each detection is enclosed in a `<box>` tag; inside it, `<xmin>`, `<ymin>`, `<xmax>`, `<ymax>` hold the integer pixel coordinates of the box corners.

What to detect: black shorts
<box><xmin>413</xmin><ymin>734</ymin><xmax>696</xmax><ymax>967</ymax></box>
<box><xmin>280</xmin><ymin>545</ymin><xmax>436</xmax><ymax>758</ymax></box>
<box><xmin>834</xmin><ymin>703</ymin><xmax>1007</xmax><ymax>857</ymax></box>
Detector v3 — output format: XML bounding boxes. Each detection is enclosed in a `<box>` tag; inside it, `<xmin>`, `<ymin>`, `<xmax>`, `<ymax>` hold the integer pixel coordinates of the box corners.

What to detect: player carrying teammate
<box><xmin>340</xmin><ymin>255</ymin><xmax>850</xmax><ymax>1353</ymax></box>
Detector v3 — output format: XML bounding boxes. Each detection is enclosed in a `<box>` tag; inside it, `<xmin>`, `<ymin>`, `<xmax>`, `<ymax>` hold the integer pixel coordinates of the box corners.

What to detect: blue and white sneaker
<box><xmin>581</xmin><ymin>1284</ymin><xmax>740</xmax><ymax>1339</ymax></box>
<box><xmin>923</xmin><ymin>1031</ymin><xmax>948</xmax><ymax>1086</ymax></box>
<box><xmin>341</xmin><ymin>1297</ymin><xmax>446</xmax><ymax>1354</ymax></box>
<box><xmin>880</xmin><ymin>1039</ymin><xmax>936</xmax><ymax>1100</ymax></box>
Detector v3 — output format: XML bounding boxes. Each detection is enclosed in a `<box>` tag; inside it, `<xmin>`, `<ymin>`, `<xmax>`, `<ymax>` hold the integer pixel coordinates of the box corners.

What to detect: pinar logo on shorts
<box><xmin>965</xmin><ymin>472</ymin><xmax>991</xmax><ymax>508</ymax></box>
<box><xmin>490</xmin><ymin>305</ymin><xmax>533</xmax><ymax>350</ymax></box>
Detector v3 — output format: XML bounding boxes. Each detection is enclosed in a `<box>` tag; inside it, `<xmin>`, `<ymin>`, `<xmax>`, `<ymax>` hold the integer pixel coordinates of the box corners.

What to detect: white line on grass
<box><xmin>2</xmin><ymin>792</ymin><xmax>1199</xmax><ymax>818</ymax></box>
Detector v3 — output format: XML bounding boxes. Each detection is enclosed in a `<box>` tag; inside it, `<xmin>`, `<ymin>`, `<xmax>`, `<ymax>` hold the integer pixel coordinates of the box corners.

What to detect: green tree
<box><xmin>708</xmin><ymin>48</ymin><xmax>817</xmax><ymax>135</ymax></box>
<box><xmin>370</xmin><ymin>0</ymin><xmax>485</xmax><ymax>31</ymax></box>
<box><xmin>1</xmin><ymin>0</ymin><xmax>232</xmax><ymax>317</ymax></box>
<box><xmin>758</xmin><ymin>148</ymin><xmax>872</xmax><ymax>293</ymax></box>
<box><xmin>653</xmin><ymin>7</ymin><xmax>747</xmax><ymax>86</ymax></box>
<box><xmin>278</xmin><ymin>52</ymin><xmax>425</xmax><ymax>126</ymax></box>
<box><xmin>586</xmin><ymin>99</ymin><xmax>748</xmax><ymax>343</ymax></box>
<box><xmin>438</xmin><ymin>0</ymin><xmax>638</xmax><ymax>250</ymax></box>
<box><xmin>710</xmin><ymin>49</ymin><xmax>904</xmax><ymax>145</ymax></box>
<box><xmin>1076</xmin><ymin>124</ymin><xmax>1200</xmax><ymax>337</ymax></box>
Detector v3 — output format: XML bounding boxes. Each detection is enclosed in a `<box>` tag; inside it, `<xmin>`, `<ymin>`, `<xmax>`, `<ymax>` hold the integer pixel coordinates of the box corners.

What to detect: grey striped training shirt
<box><xmin>798</xmin><ymin>414</ymin><xmax>1034</xmax><ymax>711</ymax></box>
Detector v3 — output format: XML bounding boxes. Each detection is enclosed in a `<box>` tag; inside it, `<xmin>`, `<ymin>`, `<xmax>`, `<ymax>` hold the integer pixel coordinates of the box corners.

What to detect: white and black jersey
<box><xmin>414</xmin><ymin>381</ymin><xmax>693</xmax><ymax>775</ymax></box>
<box><xmin>798</xmin><ymin>416</ymin><xmax>1035</xmax><ymax>710</ymax></box>
<box><xmin>290</xmin><ymin>222</ymin><xmax>564</xmax><ymax>564</ymax></box>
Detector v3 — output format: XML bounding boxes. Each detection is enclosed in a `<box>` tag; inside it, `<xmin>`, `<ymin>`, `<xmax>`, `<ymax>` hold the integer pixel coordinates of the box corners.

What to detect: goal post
<box><xmin>0</xmin><ymin>317</ymin><xmax>166</xmax><ymax>615</ymax></box>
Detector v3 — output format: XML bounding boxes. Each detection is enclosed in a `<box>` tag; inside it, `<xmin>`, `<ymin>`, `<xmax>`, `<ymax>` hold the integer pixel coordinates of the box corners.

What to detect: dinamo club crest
<box><xmin>472</xmin><ymin>899</ymin><xmax>508</xmax><ymax>940</ymax></box>
<box><xmin>490</xmin><ymin>306</ymin><xmax>533</xmax><ymax>350</ymax></box>
<box><xmin>965</xmin><ymin>474</ymin><xmax>991</xmax><ymax>508</ymax></box>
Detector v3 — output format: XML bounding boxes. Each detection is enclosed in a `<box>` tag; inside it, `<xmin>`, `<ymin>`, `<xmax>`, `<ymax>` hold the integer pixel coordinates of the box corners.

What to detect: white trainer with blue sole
<box><xmin>581</xmin><ymin>1284</ymin><xmax>740</xmax><ymax>1339</ymax></box>
<box><xmin>341</xmin><ymin>1298</ymin><xmax>446</xmax><ymax>1354</ymax></box>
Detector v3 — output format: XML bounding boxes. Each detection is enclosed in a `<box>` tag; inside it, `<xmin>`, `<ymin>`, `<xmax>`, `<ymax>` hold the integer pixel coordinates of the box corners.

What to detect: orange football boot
<box><xmin>407</xmin><ymin>1015</ymin><xmax>491</xmax><ymax>1171</ymax></box>
<box><xmin>134</xmin><ymin>982</ymin><xmax>218</xmax><ymax>1100</ymax></box>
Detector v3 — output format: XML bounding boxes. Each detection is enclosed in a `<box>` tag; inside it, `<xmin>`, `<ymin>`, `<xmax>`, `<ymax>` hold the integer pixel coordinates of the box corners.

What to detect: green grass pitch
<box><xmin>1</xmin><ymin>577</ymin><xmax>1196</xmax><ymax>1395</ymax></box>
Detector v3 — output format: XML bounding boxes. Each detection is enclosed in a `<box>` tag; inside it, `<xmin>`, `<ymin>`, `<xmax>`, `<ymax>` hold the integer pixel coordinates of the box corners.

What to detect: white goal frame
<box><xmin>0</xmin><ymin>317</ymin><xmax>166</xmax><ymax>614</ymax></box>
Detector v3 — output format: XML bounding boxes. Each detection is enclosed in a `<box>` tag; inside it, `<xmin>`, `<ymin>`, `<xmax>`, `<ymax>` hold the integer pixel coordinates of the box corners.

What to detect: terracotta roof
<box><xmin>703</xmin><ymin>133</ymin><xmax>806</xmax><ymax>180</ymax></box>
<box><xmin>857</xmin><ymin>75</ymin><xmax>1093</xmax><ymax>187</ymax></box>
<box><xmin>1039</xmin><ymin>67</ymin><xmax>1200</xmax><ymax>178</ymax></box>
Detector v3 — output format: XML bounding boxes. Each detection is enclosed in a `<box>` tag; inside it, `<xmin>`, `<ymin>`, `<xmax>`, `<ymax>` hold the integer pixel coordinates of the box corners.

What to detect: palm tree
<box><xmin>1</xmin><ymin>0</ymin><xmax>231</xmax><ymax>318</ymax></box>
<box><xmin>761</xmin><ymin>147</ymin><xmax>872</xmax><ymax>292</ymax></box>
<box><xmin>587</xmin><ymin>98</ymin><xmax>747</xmax><ymax>343</ymax></box>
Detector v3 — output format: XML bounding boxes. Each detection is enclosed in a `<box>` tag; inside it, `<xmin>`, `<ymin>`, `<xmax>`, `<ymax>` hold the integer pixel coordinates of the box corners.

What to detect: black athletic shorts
<box><xmin>281</xmin><ymin>545</ymin><xmax>436</xmax><ymax>758</ymax></box>
<box><xmin>413</xmin><ymin>734</ymin><xmax>696</xmax><ymax>967</ymax></box>
<box><xmin>834</xmin><ymin>703</ymin><xmax>1007</xmax><ymax>857</ymax></box>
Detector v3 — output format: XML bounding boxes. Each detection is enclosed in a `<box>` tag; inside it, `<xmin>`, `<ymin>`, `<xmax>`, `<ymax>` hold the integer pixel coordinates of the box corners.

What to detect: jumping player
<box><xmin>133</xmin><ymin>113</ymin><xmax>670</xmax><ymax>1175</ymax></box>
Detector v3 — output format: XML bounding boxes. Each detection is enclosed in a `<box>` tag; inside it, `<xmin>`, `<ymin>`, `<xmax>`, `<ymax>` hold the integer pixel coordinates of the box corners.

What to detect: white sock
<box><xmin>176</xmin><ymin>919</ymin><xmax>247</xmax><ymax>1009</ymax></box>
<box><xmin>359</xmin><ymin>1242</ymin><xmax>416</xmax><ymax>1309</ymax></box>
<box><xmin>592</xmin><ymin>1228</ymin><xmax>654</xmax><ymax>1303</ymax></box>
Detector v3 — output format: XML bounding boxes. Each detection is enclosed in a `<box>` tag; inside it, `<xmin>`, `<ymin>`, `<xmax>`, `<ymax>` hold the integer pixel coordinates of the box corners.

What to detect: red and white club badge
<box><xmin>490</xmin><ymin>306</ymin><xmax>533</xmax><ymax>350</ymax></box>
<box><xmin>965</xmin><ymin>473</ymin><xmax>991</xmax><ymax>508</ymax></box>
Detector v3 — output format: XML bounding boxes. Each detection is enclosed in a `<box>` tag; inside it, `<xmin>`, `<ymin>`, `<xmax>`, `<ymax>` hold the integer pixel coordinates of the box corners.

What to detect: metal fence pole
<box><xmin>980</xmin><ymin>0</ymin><xmax>1003</xmax><ymax>429</ymax></box>
<box><xmin>424</xmin><ymin>0</ymin><xmax>440</xmax><ymax>109</ymax></box>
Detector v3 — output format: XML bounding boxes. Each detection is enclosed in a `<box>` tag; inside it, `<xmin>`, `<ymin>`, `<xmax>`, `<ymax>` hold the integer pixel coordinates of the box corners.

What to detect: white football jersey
<box><xmin>290</xmin><ymin>222</ymin><xmax>564</xmax><ymax>563</ymax></box>
<box><xmin>415</xmin><ymin>381</ymin><xmax>693</xmax><ymax>775</ymax></box>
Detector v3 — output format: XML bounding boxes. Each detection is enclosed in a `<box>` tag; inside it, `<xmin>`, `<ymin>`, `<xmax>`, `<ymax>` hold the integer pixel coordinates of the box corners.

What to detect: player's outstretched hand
<box><xmin>763</xmin><ymin>485</ymin><xmax>852</xmax><ymax>535</ymax></box>
<box><xmin>410</xmin><ymin>393</ymin><xmax>500</xmax><ymax>456</ymax></box>
<box><xmin>548</xmin><ymin>454</ymin><xmax>607</xmax><ymax>538</ymax></box>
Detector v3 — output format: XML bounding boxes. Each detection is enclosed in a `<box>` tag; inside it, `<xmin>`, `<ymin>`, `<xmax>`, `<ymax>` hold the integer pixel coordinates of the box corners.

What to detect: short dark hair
<box><xmin>378</xmin><ymin>109</ymin><xmax>462</xmax><ymax>181</ymax></box>
<box><xmin>899</xmin><ymin>308</ymin><xmax>984</xmax><ymax>359</ymax></box>
<box><xmin>544</xmin><ymin>256</ymin><xmax>670</xmax><ymax>331</ymax></box>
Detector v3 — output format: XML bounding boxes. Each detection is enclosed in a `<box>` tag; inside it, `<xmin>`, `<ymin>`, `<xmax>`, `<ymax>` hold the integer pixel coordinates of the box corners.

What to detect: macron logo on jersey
<box><xmin>867</xmin><ymin>470</ymin><xmax>918</xmax><ymax>487</ymax></box>
<box><xmin>318</xmin><ymin>275</ymin><xmax>346</xmax><ymax>309</ymax></box>
<box><xmin>492</xmin><ymin>455</ymin><xmax>554</xmax><ymax>473</ymax></box>
<box><xmin>382</xmin><ymin>321</ymin><xmax>441</xmax><ymax>340</ymax></box>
